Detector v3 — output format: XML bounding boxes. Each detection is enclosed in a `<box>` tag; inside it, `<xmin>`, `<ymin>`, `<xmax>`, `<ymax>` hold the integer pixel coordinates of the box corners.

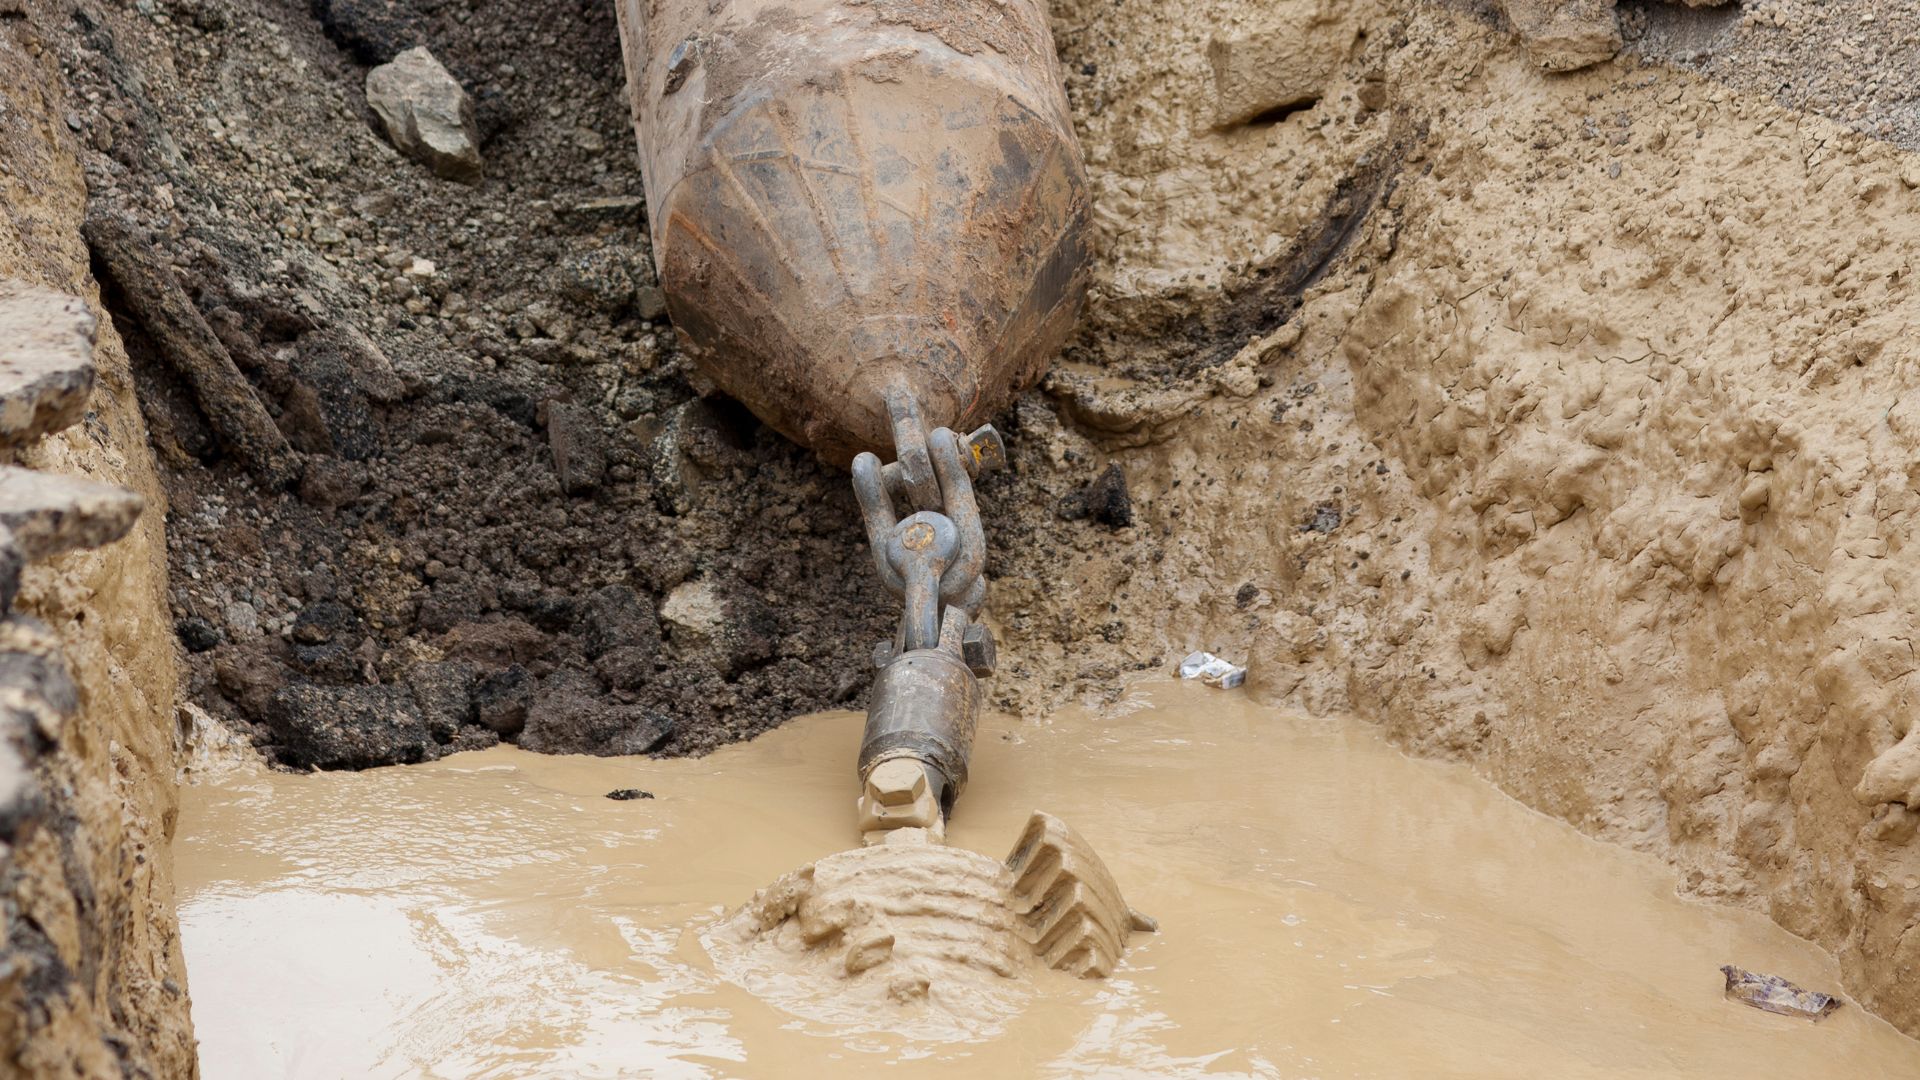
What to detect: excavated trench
<box><xmin>10</xmin><ymin>0</ymin><xmax>1920</xmax><ymax>1075</ymax></box>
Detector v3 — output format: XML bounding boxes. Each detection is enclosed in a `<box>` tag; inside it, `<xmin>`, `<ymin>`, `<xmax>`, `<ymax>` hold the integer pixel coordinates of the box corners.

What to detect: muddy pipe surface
<box><xmin>613</xmin><ymin>0</ymin><xmax>1091</xmax><ymax>464</ymax></box>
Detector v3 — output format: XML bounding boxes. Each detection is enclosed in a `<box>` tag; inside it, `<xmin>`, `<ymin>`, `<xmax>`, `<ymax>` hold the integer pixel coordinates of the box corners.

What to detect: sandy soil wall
<box><xmin>1002</xmin><ymin>0</ymin><xmax>1920</xmax><ymax>1035</ymax></box>
<box><xmin>0</xmin><ymin>6</ymin><xmax>194</xmax><ymax>1077</ymax></box>
<box><xmin>1347</xmin><ymin>18</ymin><xmax>1920</xmax><ymax>1032</ymax></box>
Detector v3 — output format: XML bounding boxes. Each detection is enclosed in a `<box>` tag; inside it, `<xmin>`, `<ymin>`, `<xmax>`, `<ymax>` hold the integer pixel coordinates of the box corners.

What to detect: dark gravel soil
<box><xmin>53</xmin><ymin>0</ymin><xmax>918</xmax><ymax>766</ymax></box>
<box><xmin>1621</xmin><ymin>0</ymin><xmax>1920</xmax><ymax>152</ymax></box>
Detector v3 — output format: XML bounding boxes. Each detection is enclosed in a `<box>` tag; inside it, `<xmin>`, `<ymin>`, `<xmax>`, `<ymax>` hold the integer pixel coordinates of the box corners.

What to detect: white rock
<box><xmin>1498</xmin><ymin>0</ymin><xmax>1622</xmax><ymax>73</ymax></box>
<box><xmin>661</xmin><ymin>580</ymin><xmax>725</xmax><ymax>648</ymax></box>
<box><xmin>365</xmin><ymin>47</ymin><xmax>482</xmax><ymax>183</ymax></box>
<box><xmin>1177</xmin><ymin>650</ymin><xmax>1246</xmax><ymax>690</ymax></box>
<box><xmin>0</xmin><ymin>466</ymin><xmax>142</xmax><ymax>561</ymax></box>
<box><xmin>224</xmin><ymin>600</ymin><xmax>260</xmax><ymax>640</ymax></box>
<box><xmin>0</xmin><ymin>282</ymin><xmax>97</xmax><ymax>451</ymax></box>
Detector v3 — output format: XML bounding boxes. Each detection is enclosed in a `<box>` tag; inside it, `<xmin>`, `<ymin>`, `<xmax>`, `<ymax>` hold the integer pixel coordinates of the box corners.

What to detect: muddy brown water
<box><xmin>175</xmin><ymin>682</ymin><xmax>1920</xmax><ymax>1078</ymax></box>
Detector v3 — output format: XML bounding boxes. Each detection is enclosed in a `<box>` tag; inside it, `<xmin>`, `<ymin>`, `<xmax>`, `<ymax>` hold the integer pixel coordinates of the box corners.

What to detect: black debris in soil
<box><xmin>311</xmin><ymin>0</ymin><xmax>427</xmax><ymax>66</ymax></box>
<box><xmin>176</xmin><ymin>617</ymin><xmax>221</xmax><ymax>653</ymax></box>
<box><xmin>605</xmin><ymin>788</ymin><xmax>653</xmax><ymax>801</ymax></box>
<box><xmin>1301</xmin><ymin>503</ymin><xmax>1343</xmax><ymax>534</ymax></box>
<box><xmin>1058</xmin><ymin>463</ymin><xmax>1133</xmax><ymax>529</ymax></box>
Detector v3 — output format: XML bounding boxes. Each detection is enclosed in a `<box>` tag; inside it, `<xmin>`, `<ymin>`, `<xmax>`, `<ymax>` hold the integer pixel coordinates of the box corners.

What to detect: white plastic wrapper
<box><xmin>1177</xmin><ymin>651</ymin><xmax>1245</xmax><ymax>689</ymax></box>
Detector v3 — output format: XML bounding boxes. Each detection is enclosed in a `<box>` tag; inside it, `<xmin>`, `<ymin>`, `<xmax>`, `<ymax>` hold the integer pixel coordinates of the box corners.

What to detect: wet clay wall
<box><xmin>999</xmin><ymin>0</ymin><xmax>1920</xmax><ymax>1036</ymax></box>
<box><xmin>0</xmin><ymin>5</ymin><xmax>193</xmax><ymax>1076</ymax></box>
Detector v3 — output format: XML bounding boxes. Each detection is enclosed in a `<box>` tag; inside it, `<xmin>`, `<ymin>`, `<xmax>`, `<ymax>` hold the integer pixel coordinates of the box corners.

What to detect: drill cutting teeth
<box><xmin>1004</xmin><ymin>811</ymin><xmax>1155</xmax><ymax>978</ymax></box>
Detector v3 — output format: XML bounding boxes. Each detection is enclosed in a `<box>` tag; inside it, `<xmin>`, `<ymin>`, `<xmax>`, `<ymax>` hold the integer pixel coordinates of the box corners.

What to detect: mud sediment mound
<box><xmin>708</xmin><ymin>830</ymin><xmax>1036</xmax><ymax>1037</ymax></box>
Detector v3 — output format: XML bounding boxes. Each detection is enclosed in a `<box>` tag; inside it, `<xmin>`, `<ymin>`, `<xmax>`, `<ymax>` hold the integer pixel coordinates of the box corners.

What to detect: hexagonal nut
<box><xmin>961</xmin><ymin>621</ymin><xmax>996</xmax><ymax>677</ymax></box>
<box><xmin>964</xmin><ymin>424</ymin><xmax>1007</xmax><ymax>476</ymax></box>
<box><xmin>868</xmin><ymin>758</ymin><xmax>929</xmax><ymax>807</ymax></box>
<box><xmin>858</xmin><ymin>758</ymin><xmax>942</xmax><ymax>834</ymax></box>
<box><xmin>872</xmin><ymin>638</ymin><xmax>895</xmax><ymax>670</ymax></box>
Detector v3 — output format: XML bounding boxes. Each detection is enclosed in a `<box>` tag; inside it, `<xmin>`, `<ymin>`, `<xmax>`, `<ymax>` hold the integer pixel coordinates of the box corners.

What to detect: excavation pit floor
<box><xmin>174</xmin><ymin>682</ymin><xmax>1920</xmax><ymax>1078</ymax></box>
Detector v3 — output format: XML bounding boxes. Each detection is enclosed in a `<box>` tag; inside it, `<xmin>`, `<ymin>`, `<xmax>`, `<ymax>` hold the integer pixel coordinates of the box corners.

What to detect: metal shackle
<box><xmin>882</xmin><ymin>512</ymin><xmax>959</xmax><ymax>652</ymax></box>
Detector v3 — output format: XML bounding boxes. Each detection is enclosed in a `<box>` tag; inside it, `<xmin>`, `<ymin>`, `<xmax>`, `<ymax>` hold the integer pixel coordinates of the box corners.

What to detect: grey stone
<box><xmin>473</xmin><ymin>664</ymin><xmax>533</xmax><ymax>737</ymax></box>
<box><xmin>0</xmin><ymin>465</ymin><xmax>142</xmax><ymax>561</ymax></box>
<box><xmin>0</xmin><ymin>282</ymin><xmax>97</xmax><ymax>451</ymax></box>
<box><xmin>519</xmin><ymin>669</ymin><xmax>672</xmax><ymax>756</ymax></box>
<box><xmin>406</xmin><ymin>660</ymin><xmax>476</xmax><ymax>740</ymax></box>
<box><xmin>264</xmin><ymin>683</ymin><xmax>439</xmax><ymax>769</ymax></box>
<box><xmin>223</xmin><ymin>600</ymin><xmax>260</xmax><ymax>640</ymax></box>
<box><xmin>365</xmin><ymin>46</ymin><xmax>482</xmax><ymax>183</ymax></box>
<box><xmin>548</xmin><ymin>402</ymin><xmax>607</xmax><ymax>495</ymax></box>
<box><xmin>1499</xmin><ymin>0</ymin><xmax>1622</xmax><ymax>72</ymax></box>
<box><xmin>636</xmin><ymin>284</ymin><xmax>668</xmax><ymax>322</ymax></box>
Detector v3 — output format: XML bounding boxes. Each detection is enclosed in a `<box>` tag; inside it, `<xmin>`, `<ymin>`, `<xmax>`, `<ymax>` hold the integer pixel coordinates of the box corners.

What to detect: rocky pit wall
<box><xmin>1005</xmin><ymin>0</ymin><xmax>1920</xmax><ymax>1038</ymax></box>
<box><xmin>0</xmin><ymin>5</ymin><xmax>194</xmax><ymax>1078</ymax></box>
<box><xmin>8</xmin><ymin>0</ymin><xmax>1920</xmax><ymax>1073</ymax></box>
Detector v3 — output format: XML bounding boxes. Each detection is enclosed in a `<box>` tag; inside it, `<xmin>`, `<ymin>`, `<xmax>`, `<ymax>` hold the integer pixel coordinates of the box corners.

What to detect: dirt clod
<box><xmin>313</xmin><ymin>0</ymin><xmax>426</xmax><ymax>65</ymax></box>
<box><xmin>265</xmin><ymin>682</ymin><xmax>436</xmax><ymax>769</ymax></box>
<box><xmin>520</xmin><ymin>668</ymin><xmax>672</xmax><ymax>756</ymax></box>
<box><xmin>1058</xmin><ymin>463</ymin><xmax>1133</xmax><ymax>528</ymax></box>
